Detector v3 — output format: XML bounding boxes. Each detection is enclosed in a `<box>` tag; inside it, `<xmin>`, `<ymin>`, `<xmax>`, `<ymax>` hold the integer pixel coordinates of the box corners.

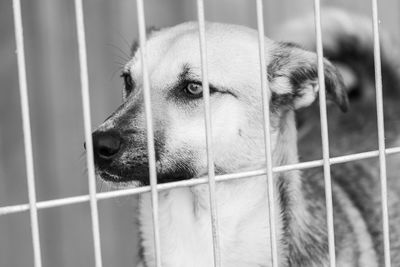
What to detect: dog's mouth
<box><xmin>97</xmin><ymin>171</ymin><xmax>128</xmax><ymax>183</ymax></box>
<box><xmin>96</xmin><ymin>164</ymin><xmax>149</xmax><ymax>186</ymax></box>
<box><xmin>96</xmin><ymin>162</ymin><xmax>197</xmax><ymax>187</ymax></box>
<box><xmin>97</xmin><ymin>170</ymin><xmax>144</xmax><ymax>189</ymax></box>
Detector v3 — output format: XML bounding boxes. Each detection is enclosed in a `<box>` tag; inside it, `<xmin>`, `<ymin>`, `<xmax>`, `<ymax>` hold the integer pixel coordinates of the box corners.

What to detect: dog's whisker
<box><xmin>113</xmin><ymin>54</ymin><xmax>130</xmax><ymax>64</ymax></box>
<box><xmin>113</xmin><ymin>61</ymin><xmax>126</xmax><ymax>68</ymax></box>
<box><xmin>116</xmin><ymin>31</ymin><xmax>133</xmax><ymax>54</ymax></box>
<box><xmin>106</xmin><ymin>43</ymin><xmax>130</xmax><ymax>61</ymax></box>
<box><xmin>109</xmin><ymin>50</ymin><xmax>129</xmax><ymax>62</ymax></box>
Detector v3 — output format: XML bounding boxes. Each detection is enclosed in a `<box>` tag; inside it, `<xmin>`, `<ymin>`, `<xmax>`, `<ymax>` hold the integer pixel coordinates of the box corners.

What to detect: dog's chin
<box><xmin>102</xmin><ymin>179</ymin><xmax>143</xmax><ymax>190</ymax></box>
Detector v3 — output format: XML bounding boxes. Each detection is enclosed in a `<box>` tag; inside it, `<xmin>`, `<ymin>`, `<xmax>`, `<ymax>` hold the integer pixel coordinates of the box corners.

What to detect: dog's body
<box><xmin>91</xmin><ymin>9</ymin><xmax>400</xmax><ymax>267</ymax></box>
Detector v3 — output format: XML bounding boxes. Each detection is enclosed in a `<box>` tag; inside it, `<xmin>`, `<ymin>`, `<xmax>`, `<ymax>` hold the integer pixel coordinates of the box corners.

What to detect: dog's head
<box><xmin>91</xmin><ymin>22</ymin><xmax>347</xmax><ymax>186</ymax></box>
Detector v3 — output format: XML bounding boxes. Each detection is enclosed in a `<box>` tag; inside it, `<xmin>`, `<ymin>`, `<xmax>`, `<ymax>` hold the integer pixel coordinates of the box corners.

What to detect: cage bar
<box><xmin>313</xmin><ymin>1</ymin><xmax>337</xmax><ymax>266</ymax></box>
<box><xmin>3</xmin><ymin>4</ymin><xmax>400</xmax><ymax>265</ymax></box>
<box><xmin>135</xmin><ymin>0</ymin><xmax>162</xmax><ymax>266</ymax></box>
<box><xmin>12</xmin><ymin>0</ymin><xmax>43</xmax><ymax>266</ymax></box>
<box><xmin>255</xmin><ymin>0</ymin><xmax>279</xmax><ymax>266</ymax></box>
<box><xmin>1</xmin><ymin>147</ymin><xmax>400</xmax><ymax>216</ymax></box>
<box><xmin>74</xmin><ymin>0</ymin><xmax>103</xmax><ymax>266</ymax></box>
<box><xmin>196</xmin><ymin>0</ymin><xmax>222</xmax><ymax>266</ymax></box>
<box><xmin>371</xmin><ymin>0</ymin><xmax>392</xmax><ymax>266</ymax></box>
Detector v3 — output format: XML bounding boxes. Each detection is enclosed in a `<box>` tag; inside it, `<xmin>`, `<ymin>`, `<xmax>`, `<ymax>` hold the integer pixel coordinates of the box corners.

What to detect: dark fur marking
<box><xmin>267</xmin><ymin>44</ymin><xmax>300</xmax><ymax>111</ymax></box>
<box><xmin>146</xmin><ymin>26</ymin><xmax>160</xmax><ymax>36</ymax></box>
<box><xmin>156</xmin><ymin>156</ymin><xmax>197</xmax><ymax>184</ymax></box>
<box><xmin>277</xmin><ymin>174</ymin><xmax>290</xmax><ymax>257</ymax></box>
<box><xmin>267</xmin><ymin>44</ymin><xmax>292</xmax><ymax>81</ymax></box>
<box><xmin>278</xmin><ymin>41</ymin><xmax>302</xmax><ymax>49</ymax></box>
<box><xmin>179</xmin><ymin>64</ymin><xmax>191</xmax><ymax>82</ymax></box>
<box><xmin>121</xmin><ymin>71</ymin><xmax>135</xmax><ymax>95</ymax></box>
<box><xmin>130</xmin><ymin>40</ymin><xmax>139</xmax><ymax>57</ymax></box>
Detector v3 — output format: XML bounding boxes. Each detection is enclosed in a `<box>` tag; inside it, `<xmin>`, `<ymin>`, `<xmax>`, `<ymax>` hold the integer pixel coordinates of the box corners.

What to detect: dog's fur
<box><xmin>92</xmin><ymin>9</ymin><xmax>400</xmax><ymax>267</ymax></box>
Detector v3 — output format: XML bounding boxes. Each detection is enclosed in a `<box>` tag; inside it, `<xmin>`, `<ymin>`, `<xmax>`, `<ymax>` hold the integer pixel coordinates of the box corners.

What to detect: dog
<box><xmin>90</xmin><ymin>9</ymin><xmax>400</xmax><ymax>267</ymax></box>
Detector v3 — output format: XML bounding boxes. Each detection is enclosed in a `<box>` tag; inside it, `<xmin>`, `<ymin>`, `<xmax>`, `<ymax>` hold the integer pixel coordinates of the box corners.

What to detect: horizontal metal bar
<box><xmin>1</xmin><ymin>146</ymin><xmax>400</xmax><ymax>216</ymax></box>
<box><xmin>0</xmin><ymin>194</ymin><xmax>91</xmax><ymax>215</ymax></box>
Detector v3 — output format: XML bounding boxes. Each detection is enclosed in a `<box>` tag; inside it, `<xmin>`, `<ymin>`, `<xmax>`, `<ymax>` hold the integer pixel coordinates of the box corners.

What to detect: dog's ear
<box><xmin>268</xmin><ymin>42</ymin><xmax>348</xmax><ymax>112</ymax></box>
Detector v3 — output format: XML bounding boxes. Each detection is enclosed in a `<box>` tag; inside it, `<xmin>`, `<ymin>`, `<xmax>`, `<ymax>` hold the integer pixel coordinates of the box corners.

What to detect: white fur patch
<box><xmin>270</xmin><ymin>76</ymin><xmax>293</xmax><ymax>95</ymax></box>
<box><xmin>165</xmin><ymin>97</ymin><xmax>246</xmax><ymax>165</ymax></box>
<box><xmin>293</xmin><ymin>83</ymin><xmax>319</xmax><ymax>109</ymax></box>
<box><xmin>139</xmin><ymin>175</ymin><xmax>279</xmax><ymax>267</ymax></box>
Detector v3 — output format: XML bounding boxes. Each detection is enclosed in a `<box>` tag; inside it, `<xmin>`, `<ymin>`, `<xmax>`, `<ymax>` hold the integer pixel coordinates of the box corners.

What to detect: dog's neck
<box><xmin>139</xmin><ymin>176</ymin><xmax>276</xmax><ymax>266</ymax></box>
<box><xmin>138</xmin><ymin>111</ymin><xmax>323</xmax><ymax>267</ymax></box>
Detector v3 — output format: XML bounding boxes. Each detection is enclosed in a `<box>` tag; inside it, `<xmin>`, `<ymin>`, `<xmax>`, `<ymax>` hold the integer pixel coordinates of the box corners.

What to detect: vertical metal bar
<box><xmin>135</xmin><ymin>0</ymin><xmax>162</xmax><ymax>266</ymax></box>
<box><xmin>74</xmin><ymin>1</ymin><xmax>103</xmax><ymax>266</ymax></box>
<box><xmin>196</xmin><ymin>0</ymin><xmax>222</xmax><ymax>266</ymax></box>
<box><xmin>312</xmin><ymin>1</ymin><xmax>337</xmax><ymax>266</ymax></box>
<box><xmin>12</xmin><ymin>1</ymin><xmax>42</xmax><ymax>266</ymax></box>
<box><xmin>371</xmin><ymin>1</ymin><xmax>392</xmax><ymax>266</ymax></box>
<box><xmin>255</xmin><ymin>1</ymin><xmax>279</xmax><ymax>266</ymax></box>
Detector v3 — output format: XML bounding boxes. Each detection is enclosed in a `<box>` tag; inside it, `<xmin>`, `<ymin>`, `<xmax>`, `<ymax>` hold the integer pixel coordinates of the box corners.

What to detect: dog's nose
<box><xmin>91</xmin><ymin>130</ymin><xmax>122</xmax><ymax>160</ymax></box>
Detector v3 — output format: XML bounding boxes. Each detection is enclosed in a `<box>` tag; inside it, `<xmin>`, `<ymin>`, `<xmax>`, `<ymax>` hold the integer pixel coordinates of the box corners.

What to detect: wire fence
<box><xmin>3</xmin><ymin>0</ymin><xmax>400</xmax><ymax>266</ymax></box>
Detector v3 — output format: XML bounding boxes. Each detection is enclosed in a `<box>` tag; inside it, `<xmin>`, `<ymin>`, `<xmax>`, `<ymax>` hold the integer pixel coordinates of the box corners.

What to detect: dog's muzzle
<box><xmin>86</xmin><ymin>129</ymin><xmax>197</xmax><ymax>185</ymax></box>
<box><xmin>87</xmin><ymin>128</ymin><xmax>155</xmax><ymax>185</ymax></box>
<box><xmin>85</xmin><ymin>129</ymin><xmax>145</xmax><ymax>184</ymax></box>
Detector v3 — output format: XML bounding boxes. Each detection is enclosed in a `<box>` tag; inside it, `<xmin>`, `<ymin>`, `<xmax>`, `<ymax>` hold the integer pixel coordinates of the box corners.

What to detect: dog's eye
<box><xmin>184</xmin><ymin>83</ymin><xmax>203</xmax><ymax>97</ymax></box>
<box><xmin>121</xmin><ymin>72</ymin><xmax>134</xmax><ymax>94</ymax></box>
<box><xmin>169</xmin><ymin>81</ymin><xmax>218</xmax><ymax>102</ymax></box>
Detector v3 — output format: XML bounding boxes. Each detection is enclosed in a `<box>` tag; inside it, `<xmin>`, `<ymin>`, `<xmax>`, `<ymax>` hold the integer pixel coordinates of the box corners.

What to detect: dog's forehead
<box><xmin>127</xmin><ymin>22</ymin><xmax>276</xmax><ymax>93</ymax></box>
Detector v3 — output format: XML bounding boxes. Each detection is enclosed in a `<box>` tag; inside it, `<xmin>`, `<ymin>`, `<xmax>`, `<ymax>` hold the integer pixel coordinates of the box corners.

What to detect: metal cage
<box><xmin>1</xmin><ymin>0</ymin><xmax>400</xmax><ymax>266</ymax></box>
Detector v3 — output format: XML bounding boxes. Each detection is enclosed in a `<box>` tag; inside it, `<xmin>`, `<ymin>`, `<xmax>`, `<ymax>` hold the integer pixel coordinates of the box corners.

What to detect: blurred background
<box><xmin>0</xmin><ymin>0</ymin><xmax>399</xmax><ymax>266</ymax></box>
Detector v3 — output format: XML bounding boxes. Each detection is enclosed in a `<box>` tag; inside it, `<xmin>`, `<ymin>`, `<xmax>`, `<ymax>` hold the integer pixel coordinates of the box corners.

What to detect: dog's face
<box><xmin>92</xmin><ymin>22</ymin><xmax>347</xmax><ymax>186</ymax></box>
